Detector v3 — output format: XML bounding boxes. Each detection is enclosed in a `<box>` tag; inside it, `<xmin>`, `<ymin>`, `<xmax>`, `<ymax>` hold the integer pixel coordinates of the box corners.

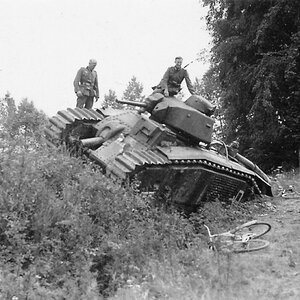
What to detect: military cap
<box><xmin>89</xmin><ymin>58</ymin><xmax>97</xmax><ymax>64</ymax></box>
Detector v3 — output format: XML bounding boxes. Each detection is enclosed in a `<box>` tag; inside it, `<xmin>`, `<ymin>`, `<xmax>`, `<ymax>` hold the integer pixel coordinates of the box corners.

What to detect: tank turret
<box><xmin>117</xmin><ymin>93</ymin><xmax>216</xmax><ymax>144</ymax></box>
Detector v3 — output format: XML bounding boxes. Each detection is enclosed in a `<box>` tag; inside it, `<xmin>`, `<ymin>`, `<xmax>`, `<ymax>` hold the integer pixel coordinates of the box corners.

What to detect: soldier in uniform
<box><xmin>73</xmin><ymin>59</ymin><xmax>99</xmax><ymax>109</ymax></box>
<box><xmin>153</xmin><ymin>56</ymin><xmax>196</xmax><ymax>97</ymax></box>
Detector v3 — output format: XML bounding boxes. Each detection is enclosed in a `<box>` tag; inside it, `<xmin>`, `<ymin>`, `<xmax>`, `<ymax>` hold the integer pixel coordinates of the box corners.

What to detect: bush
<box><xmin>0</xmin><ymin>135</ymin><xmax>276</xmax><ymax>299</ymax></box>
<box><xmin>0</xmin><ymin>140</ymin><xmax>204</xmax><ymax>298</ymax></box>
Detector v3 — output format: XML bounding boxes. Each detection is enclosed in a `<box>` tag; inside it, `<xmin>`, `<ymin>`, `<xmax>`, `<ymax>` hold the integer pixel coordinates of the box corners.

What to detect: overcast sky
<box><xmin>0</xmin><ymin>0</ymin><xmax>211</xmax><ymax>116</ymax></box>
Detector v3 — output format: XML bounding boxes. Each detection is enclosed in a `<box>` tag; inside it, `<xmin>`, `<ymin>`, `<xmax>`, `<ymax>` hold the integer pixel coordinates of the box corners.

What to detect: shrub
<box><xmin>0</xmin><ymin>134</ymin><xmax>279</xmax><ymax>299</ymax></box>
<box><xmin>0</xmin><ymin>141</ymin><xmax>203</xmax><ymax>298</ymax></box>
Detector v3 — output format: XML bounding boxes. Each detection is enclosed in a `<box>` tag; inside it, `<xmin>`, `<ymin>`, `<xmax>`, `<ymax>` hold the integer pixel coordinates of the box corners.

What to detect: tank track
<box><xmin>45</xmin><ymin>108</ymin><xmax>263</xmax><ymax>204</ymax></box>
<box><xmin>106</xmin><ymin>148</ymin><xmax>262</xmax><ymax>198</ymax></box>
<box><xmin>110</xmin><ymin>149</ymin><xmax>261</xmax><ymax>189</ymax></box>
<box><xmin>44</xmin><ymin>108</ymin><xmax>104</xmax><ymax>148</ymax></box>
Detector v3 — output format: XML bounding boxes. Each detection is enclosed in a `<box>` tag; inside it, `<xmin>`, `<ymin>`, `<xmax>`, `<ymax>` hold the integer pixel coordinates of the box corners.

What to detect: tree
<box><xmin>0</xmin><ymin>94</ymin><xmax>47</xmax><ymax>149</ymax></box>
<box><xmin>202</xmin><ymin>0</ymin><xmax>300</xmax><ymax>171</ymax></box>
<box><xmin>14</xmin><ymin>98</ymin><xmax>47</xmax><ymax>146</ymax></box>
<box><xmin>102</xmin><ymin>89</ymin><xmax>122</xmax><ymax>109</ymax></box>
<box><xmin>0</xmin><ymin>93</ymin><xmax>17</xmax><ymax>141</ymax></box>
<box><xmin>122</xmin><ymin>76</ymin><xmax>145</xmax><ymax>103</ymax></box>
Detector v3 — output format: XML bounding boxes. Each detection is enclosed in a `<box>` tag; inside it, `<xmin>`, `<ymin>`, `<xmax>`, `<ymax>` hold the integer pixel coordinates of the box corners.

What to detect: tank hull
<box><xmin>45</xmin><ymin>107</ymin><xmax>272</xmax><ymax>207</ymax></box>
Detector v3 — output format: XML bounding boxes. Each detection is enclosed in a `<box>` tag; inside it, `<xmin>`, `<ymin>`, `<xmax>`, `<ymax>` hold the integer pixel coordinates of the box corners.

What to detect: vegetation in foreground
<box><xmin>1</xmin><ymin>136</ymin><xmax>299</xmax><ymax>299</ymax></box>
<box><xmin>0</xmin><ymin>136</ymin><xmax>281</xmax><ymax>300</ymax></box>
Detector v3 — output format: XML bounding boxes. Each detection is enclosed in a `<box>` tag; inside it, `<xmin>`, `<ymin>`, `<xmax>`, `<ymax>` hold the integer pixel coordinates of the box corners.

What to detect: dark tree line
<box><xmin>201</xmin><ymin>0</ymin><xmax>300</xmax><ymax>171</ymax></box>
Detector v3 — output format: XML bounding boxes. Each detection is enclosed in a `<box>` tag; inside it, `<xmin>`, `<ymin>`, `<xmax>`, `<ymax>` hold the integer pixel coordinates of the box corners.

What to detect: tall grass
<box><xmin>1</xmin><ymin>137</ymin><xmax>295</xmax><ymax>299</ymax></box>
<box><xmin>0</xmin><ymin>140</ymin><xmax>207</xmax><ymax>298</ymax></box>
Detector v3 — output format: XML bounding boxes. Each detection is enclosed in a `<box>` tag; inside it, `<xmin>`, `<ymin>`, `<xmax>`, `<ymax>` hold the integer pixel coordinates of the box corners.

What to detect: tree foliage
<box><xmin>102</xmin><ymin>77</ymin><xmax>145</xmax><ymax>111</ymax></box>
<box><xmin>102</xmin><ymin>89</ymin><xmax>122</xmax><ymax>109</ymax></box>
<box><xmin>0</xmin><ymin>94</ymin><xmax>47</xmax><ymax>148</ymax></box>
<box><xmin>122</xmin><ymin>76</ymin><xmax>145</xmax><ymax>102</ymax></box>
<box><xmin>202</xmin><ymin>0</ymin><xmax>300</xmax><ymax>171</ymax></box>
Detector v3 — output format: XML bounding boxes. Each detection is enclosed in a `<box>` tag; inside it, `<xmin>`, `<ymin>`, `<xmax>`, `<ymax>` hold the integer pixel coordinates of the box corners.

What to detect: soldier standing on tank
<box><xmin>73</xmin><ymin>59</ymin><xmax>99</xmax><ymax>109</ymax></box>
<box><xmin>153</xmin><ymin>56</ymin><xmax>196</xmax><ymax>97</ymax></box>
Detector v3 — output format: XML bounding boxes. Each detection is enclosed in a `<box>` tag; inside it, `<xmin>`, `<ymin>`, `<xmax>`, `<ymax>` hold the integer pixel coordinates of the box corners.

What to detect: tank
<box><xmin>45</xmin><ymin>93</ymin><xmax>272</xmax><ymax>208</ymax></box>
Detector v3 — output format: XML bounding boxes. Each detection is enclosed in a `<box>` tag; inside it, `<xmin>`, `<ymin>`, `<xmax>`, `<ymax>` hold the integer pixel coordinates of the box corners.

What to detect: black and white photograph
<box><xmin>0</xmin><ymin>0</ymin><xmax>299</xmax><ymax>299</ymax></box>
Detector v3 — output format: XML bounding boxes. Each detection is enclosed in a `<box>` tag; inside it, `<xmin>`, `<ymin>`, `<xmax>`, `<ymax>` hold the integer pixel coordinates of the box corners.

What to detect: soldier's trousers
<box><xmin>76</xmin><ymin>95</ymin><xmax>94</xmax><ymax>109</ymax></box>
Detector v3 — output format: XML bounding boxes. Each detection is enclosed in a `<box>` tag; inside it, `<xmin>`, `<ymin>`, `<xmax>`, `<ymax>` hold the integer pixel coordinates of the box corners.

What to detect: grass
<box><xmin>111</xmin><ymin>170</ymin><xmax>300</xmax><ymax>300</ymax></box>
<box><xmin>270</xmin><ymin>169</ymin><xmax>300</xmax><ymax>196</ymax></box>
<box><xmin>0</xmin><ymin>135</ymin><xmax>299</xmax><ymax>299</ymax></box>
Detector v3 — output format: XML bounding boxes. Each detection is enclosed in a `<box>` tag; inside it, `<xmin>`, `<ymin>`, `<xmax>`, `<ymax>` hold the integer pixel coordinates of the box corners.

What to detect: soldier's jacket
<box><xmin>73</xmin><ymin>66</ymin><xmax>99</xmax><ymax>97</ymax></box>
<box><xmin>159</xmin><ymin>66</ymin><xmax>195</xmax><ymax>95</ymax></box>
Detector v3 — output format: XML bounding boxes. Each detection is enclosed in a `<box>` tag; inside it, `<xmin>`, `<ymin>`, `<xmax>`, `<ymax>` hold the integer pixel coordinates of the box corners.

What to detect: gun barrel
<box><xmin>116</xmin><ymin>99</ymin><xmax>148</xmax><ymax>108</ymax></box>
